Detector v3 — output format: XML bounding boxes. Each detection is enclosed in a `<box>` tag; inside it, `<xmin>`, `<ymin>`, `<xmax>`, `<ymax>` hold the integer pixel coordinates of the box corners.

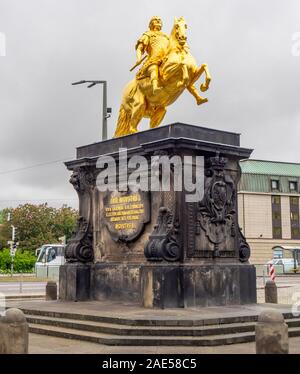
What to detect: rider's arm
<box><xmin>135</xmin><ymin>33</ymin><xmax>149</xmax><ymax>63</ymax></box>
<box><xmin>136</xmin><ymin>44</ymin><xmax>144</xmax><ymax>63</ymax></box>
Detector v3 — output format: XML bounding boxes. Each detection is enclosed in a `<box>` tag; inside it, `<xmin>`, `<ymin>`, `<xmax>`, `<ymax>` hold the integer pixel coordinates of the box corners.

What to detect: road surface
<box><xmin>0</xmin><ymin>281</ymin><xmax>47</xmax><ymax>295</ymax></box>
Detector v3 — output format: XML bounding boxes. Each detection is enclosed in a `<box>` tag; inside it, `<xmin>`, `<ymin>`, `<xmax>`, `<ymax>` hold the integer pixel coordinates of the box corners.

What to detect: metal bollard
<box><xmin>256</xmin><ymin>309</ymin><xmax>289</xmax><ymax>354</ymax></box>
<box><xmin>0</xmin><ymin>308</ymin><xmax>29</xmax><ymax>354</ymax></box>
<box><xmin>265</xmin><ymin>280</ymin><xmax>278</xmax><ymax>303</ymax></box>
<box><xmin>46</xmin><ymin>281</ymin><xmax>57</xmax><ymax>300</ymax></box>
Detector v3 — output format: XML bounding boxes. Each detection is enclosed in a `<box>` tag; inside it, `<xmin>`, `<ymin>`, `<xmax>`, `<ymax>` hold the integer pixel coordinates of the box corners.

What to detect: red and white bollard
<box><xmin>265</xmin><ymin>264</ymin><xmax>277</xmax><ymax>303</ymax></box>
<box><xmin>269</xmin><ymin>264</ymin><xmax>276</xmax><ymax>282</ymax></box>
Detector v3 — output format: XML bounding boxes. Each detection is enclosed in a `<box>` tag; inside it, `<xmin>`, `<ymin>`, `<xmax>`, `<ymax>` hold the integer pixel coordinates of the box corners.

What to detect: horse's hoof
<box><xmin>200</xmin><ymin>83</ymin><xmax>209</xmax><ymax>92</ymax></box>
<box><xmin>129</xmin><ymin>127</ymin><xmax>138</xmax><ymax>134</ymax></box>
<box><xmin>197</xmin><ymin>97</ymin><xmax>208</xmax><ymax>105</ymax></box>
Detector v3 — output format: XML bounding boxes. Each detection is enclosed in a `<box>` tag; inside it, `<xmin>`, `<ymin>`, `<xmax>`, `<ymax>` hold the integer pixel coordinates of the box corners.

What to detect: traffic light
<box><xmin>12</xmin><ymin>241</ymin><xmax>19</xmax><ymax>250</ymax></box>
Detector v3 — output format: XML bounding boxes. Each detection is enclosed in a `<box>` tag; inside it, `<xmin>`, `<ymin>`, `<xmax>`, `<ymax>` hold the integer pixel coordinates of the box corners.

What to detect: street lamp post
<box><xmin>72</xmin><ymin>80</ymin><xmax>112</xmax><ymax>140</ymax></box>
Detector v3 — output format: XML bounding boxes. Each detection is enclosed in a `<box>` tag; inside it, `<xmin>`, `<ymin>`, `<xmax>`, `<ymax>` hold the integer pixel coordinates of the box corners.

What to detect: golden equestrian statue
<box><xmin>113</xmin><ymin>16</ymin><xmax>211</xmax><ymax>137</ymax></box>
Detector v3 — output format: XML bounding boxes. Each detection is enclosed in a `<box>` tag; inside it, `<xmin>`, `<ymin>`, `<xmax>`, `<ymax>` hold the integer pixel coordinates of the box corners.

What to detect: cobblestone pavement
<box><xmin>28</xmin><ymin>333</ymin><xmax>300</xmax><ymax>354</ymax></box>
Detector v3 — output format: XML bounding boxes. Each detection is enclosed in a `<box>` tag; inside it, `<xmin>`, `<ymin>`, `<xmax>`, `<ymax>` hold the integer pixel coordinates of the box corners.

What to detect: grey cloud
<box><xmin>0</xmin><ymin>0</ymin><xmax>300</xmax><ymax>208</ymax></box>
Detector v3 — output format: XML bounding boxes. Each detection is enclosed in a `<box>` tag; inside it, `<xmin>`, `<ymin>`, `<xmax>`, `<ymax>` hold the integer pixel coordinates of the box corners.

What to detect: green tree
<box><xmin>0</xmin><ymin>208</ymin><xmax>12</xmax><ymax>249</ymax></box>
<box><xmin>0</xmin><ymin>204</ymin><xmax>78</xmax><ymax>253</ymax></box>
<box><xmin>52</xmin><ymin>205</ymin><xmax>78</xmax><ymax>240</ymax></box>
<box><xmin>0</xmin><ymin>210</ymin><xmax>4</xmax><ymax>224</ymax></box>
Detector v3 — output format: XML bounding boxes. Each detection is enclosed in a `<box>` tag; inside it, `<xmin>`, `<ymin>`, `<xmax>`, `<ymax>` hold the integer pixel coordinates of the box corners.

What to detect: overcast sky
<box><xmin>0</xmin><ymin>0</ymin><xmax>300</xmax><ymax>209</ymax></box>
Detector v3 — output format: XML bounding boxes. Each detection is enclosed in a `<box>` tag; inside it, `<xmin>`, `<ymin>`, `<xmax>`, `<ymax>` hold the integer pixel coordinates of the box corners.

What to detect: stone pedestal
<box><xmin>141</xmin><ymin>264</ymin><xmax>184</xmax><ymax>308</ymax></box>
<box><xmin>91</xmin><ymin>262</ymin><xmax>141</xmax><ymax>302</ymax></box>
<box><xmin>141</xmin><ymin>263</ymin><xmax>256</xmax><ymax>308</ymax></box>
<box><xmin>60</xmin><ymin>122</ymin><xmax>257</xmax><ymax>307</ymax></box>
<box><xmin>59</xmin><ymin>263</ymin><xmax>91</xmax><ymax>301</ymax></box>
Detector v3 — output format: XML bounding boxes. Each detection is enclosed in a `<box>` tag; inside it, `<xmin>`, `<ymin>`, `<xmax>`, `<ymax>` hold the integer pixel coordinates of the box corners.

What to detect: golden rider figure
<box><xmin>135</xmin><ymin>16</ymin><xmax>169</xmax><ymax>94</ymax></box>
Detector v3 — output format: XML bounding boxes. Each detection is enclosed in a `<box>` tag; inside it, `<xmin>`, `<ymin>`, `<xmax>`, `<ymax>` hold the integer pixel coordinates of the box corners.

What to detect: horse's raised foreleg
<box><xmin>187</xmin><ymin>84</ymin><xmax>208</xmax><ymax>105</ymax></box>
<box><xmin>150</xmin><ymin>106</ymin><xmax>167</xmax><ymax>129</ymax></box>
<box><xmin>187</xmin><ymin>63</ymin><xmax>211</xmax><ymax>105</ymax></box>
<box><xmin>177</xmin><ymin>64</ymin><xmax>189</xmax><ymax>88</ymax></box>
<box><xmin>200</xmin><ymin>63</ymin><xmax>211</xmax><ymax>92</ymax></box>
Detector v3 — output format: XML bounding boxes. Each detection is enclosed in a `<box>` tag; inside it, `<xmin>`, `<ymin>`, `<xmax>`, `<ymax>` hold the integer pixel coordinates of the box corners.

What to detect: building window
<box><xmin>290</xmin><ymin>196</ymin><xmax>300</xmax><ymax>239</ymax></box>
<box><xmin>272</xmin><ymin>247</ymin><xmax>283</xmax><ymax>259</ymax></box>
<box><xmin>272</xmin><ymin>195</ymin><xmax>282</xmax><ymax>239</ymax></box>
<box><xmin>289</xmin><ymin>181</ymin><xmax>298</xmax><ymax>192</ymax></box>
<box><xmin>291</xmin><ymin>196</ymin><xmax>298</xmax><ymax>205</ymax></box>
<box><xmin>291</xmin><ymin>212</ymin><xmax>299</xmax><ymax>221</ymax></box>
<box><xmin>271</xmin><ymin>179</ymin><xmax>279</xmax><ymax>191</ymax></box>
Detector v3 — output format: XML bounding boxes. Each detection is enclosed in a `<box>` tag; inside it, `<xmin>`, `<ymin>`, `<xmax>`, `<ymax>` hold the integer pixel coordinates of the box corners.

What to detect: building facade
<box><xmin>238</xmin><ymin>159</ymin><xmax>300</xmax><ymax>264</ymax></box>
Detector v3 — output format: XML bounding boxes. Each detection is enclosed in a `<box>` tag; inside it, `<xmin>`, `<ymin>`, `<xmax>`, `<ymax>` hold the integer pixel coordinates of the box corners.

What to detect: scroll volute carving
<box><xmin>144</xmin><ymin>207</ymin><xmax>180</xmax><ymax>262</ymax></box>
<box><xmin>65</xmin><ymin>167</ymin><xmax>95</xmax><ymax>264</ymax></box>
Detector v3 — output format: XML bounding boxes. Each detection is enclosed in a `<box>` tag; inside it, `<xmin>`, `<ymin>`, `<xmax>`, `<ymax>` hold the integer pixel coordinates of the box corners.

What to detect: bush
<box><xmin>0</xmin><ymin>249</ymin><xmax>11</xmax><ymax>273</ymax></box>
<box><xmin>0</xmin><ymin>249</ymin><xmax>36</xmax><ymax>273</ymax></box>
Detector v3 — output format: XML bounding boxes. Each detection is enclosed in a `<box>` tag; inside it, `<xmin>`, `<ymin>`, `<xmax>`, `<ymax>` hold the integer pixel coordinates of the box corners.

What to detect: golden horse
<box><xmin>113</xmin><ymin>17</ymin><xmax>211</xmax><ymax>137</ymax></box>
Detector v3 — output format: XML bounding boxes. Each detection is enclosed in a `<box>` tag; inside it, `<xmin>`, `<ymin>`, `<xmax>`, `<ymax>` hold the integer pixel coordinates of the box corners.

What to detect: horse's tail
<box><xmin>113</xmin><ymin>106</ymin><xmax>131</xmax><ymax>138</ymax></box>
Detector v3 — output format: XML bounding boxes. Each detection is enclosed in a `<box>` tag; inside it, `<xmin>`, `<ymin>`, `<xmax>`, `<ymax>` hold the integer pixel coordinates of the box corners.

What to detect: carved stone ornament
<box><xmin>197</xmin><ymin>154</ymin><xmax>236</xmax><ymax>257</ymax></box>
<box><xmin>65</xmin><ymin>167</ymin><xmax>95</xmax><ymax>263</ymax></box>
<box><xmin>69</xmin><ymin>168</ymin><xmax>96</xmax><ymax>194</ymax></box>
<box><xmin>238</xmin><ymin>226</ymin><xmax>250</xmax><ymax>262</ymax></box>
<box><xmin>65</xmin><ymin>216</ymin><xmax>94</xmax><ymax>263</ymax></box>
<box><xmin>144</xmin><ymin>206</ymin><xmax>180</xmax><ymax>261</ymax></box>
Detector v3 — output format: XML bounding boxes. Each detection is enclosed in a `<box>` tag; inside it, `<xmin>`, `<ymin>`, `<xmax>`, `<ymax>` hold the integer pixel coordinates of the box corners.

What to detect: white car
<box><xmin>267</xmin><ymin>258</ymin><xmax>299</xmax><ymax>273</ymax></box>
<box><xmin>35</xmin><ymin>244</ymin><xmax>66</xmax><ymax>279</ymax></box>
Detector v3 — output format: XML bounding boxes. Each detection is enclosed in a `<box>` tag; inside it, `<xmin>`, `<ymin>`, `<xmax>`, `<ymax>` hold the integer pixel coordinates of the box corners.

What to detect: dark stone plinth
<box><xmin>76</xmin><ymin>122</ymin><xmax>242</xmax><ymax>159</ymax></box>
<box><xmin>141</xmin><ymin>264</ymin><xmax>256</xmax><ymax>308</ymax></box>
<box><xmin>60</xmin><ymin>122</ymin><xmax>256</xmax><ymax>308</ymax></box>
<box><xmin>46</xmin><ymin>281</ymin><xmax>57</xmax><ymax>301</ymax></box>
<box><xmin>91</xmin><ymin>263</ymin><xmax>141</xmax><ymax>303</ymax></box>
<box><xmin>265</xmin><ymin>280</ymin><xmax>278</xmax><ymax>303</ymax></box>
<box><xmin>59</xmin><ymin>263</ymin><xmax>91</xmax><ymax>301</ymax></box>
<box><xmin>141</xmin><ymin>264</ymin><xmax>184</xmax><ymax>308</ymax></box>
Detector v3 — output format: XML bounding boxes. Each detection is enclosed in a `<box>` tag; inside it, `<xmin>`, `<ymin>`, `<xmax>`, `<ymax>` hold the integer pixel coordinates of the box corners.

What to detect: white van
<box><xmin>267</xmin><ymin>258</ymin><xmax>299</xmax><ymax>273</ymax></box>
<box><xmin>35</xmin><ymin>244</ymin><xmax>66</xmax><ymax>279</ymax></box>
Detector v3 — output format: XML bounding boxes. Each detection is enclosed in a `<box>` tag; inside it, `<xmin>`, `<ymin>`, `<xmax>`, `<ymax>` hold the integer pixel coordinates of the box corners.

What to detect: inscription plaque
<box><xmin>103</xmin><ymin>190</ymin><xmax>150</xmax><ymax>242</ymax></box>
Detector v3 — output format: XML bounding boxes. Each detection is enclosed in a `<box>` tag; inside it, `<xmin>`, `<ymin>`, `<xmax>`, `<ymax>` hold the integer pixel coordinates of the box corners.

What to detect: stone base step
<box><xmin>28</xmin><ymin>323</ymin><xmax>300</xmax><ymax>346</ymax></box>
<box><xmin>26</xmin><ymin>314</ymin><xmax>255</xmax><ymax>337</ymax></box>
<box><xmin>26</xmin><ymin>314</ymin><xmax>300</xmax><ymax>337</ymax></box>
<box><xmin>19</xmin><ymin>307</ymin><xmax>297</xmax><ymax>327</ymax></box>
<box><xmin>17</xmin><ymin>303</ymin><xmax>300</xmax><ymax>346</ymax></box>
<box><xmin>27</xmin><ymin>315</ymin><xmax>300</xmax><ymax>346</ymax></box>
<box><xmin>29</xmin><ymin>323</ymin><xmax>257</xmax><ymax>346</ymax></box>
